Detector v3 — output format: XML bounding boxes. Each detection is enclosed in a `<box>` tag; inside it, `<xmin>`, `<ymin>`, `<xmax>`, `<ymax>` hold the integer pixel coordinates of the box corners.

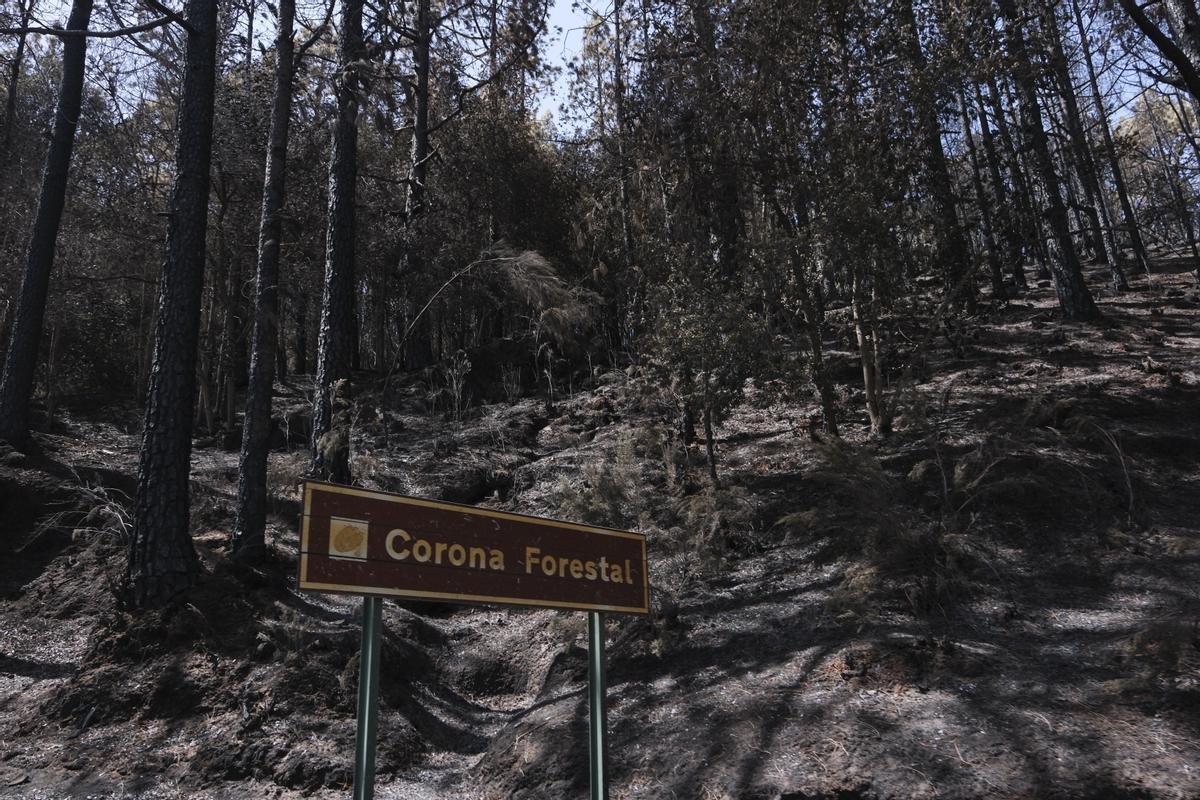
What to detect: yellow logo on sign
<box><xmin>329</xmin><ymin>516</ymin><xmax>369</xmax><ymax>560</ymax></box>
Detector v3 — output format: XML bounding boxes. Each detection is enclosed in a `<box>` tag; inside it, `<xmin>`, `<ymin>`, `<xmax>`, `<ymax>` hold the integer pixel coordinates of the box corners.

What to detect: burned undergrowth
<box><xmin>1</xmin><ymin>269</ymin><xmax>1199</xmax><ymax>799</ymax></box>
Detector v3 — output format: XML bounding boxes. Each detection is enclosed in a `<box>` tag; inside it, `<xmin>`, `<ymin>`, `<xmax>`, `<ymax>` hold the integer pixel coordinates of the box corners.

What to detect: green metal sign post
<box><xmin>587</xmin><ymin>611</ymin><xmax>608</xmax><ymax>800</ymax></box>
<box><xmin>300</xmin><ymin>482</ymin><xmax>646</xmax><ymax>800</ymax></box>
<box><xmin>353</xmin><ymin>596</ymin><xmax>383</xmax><ymax>800</ymax></box>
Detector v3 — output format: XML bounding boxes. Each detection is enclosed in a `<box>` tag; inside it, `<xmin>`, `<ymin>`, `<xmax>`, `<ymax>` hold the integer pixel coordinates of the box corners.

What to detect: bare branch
<box><xmin>0</xmin><ymin>15</ymin><xmax>172</xmax><ymax>37</ymax></box>
<box><xmin>427</xmin><ymin>4</ymin><xmax>548</xmax><ymax>135</ymax></box>
<box><xmin>140</xmin><ymin>0</ymin><xmax>194</xmax><ymax>33</ymax></box>
<box><xmin>297</xmin><ymin>0</ymin><xmax>334</xmax><ymax>56</ymax></box>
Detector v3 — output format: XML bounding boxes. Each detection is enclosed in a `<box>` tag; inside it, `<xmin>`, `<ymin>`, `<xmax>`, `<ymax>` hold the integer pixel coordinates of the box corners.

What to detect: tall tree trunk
<box><xmin>0</xmin><ymin>0</ymin><xmax>33</xmax><ymax>162</ymax></box>
<box><xmin>795</xmin><ymin>263</ymin><xmax>839</xmax><ymax>436</ymax></box>
<box><xmin>1043</xmin><ymin>1</ymin><xmax>1128</xmax><ymax>291</ymax></box>
<box><xmin>851</xmin><ymin>271</ymin><xmax>888</xmax><ymax>438</ymax></box>
<box><xmin>679</xmin><ymin>401</ymin><xmax>696</xmax><ymax>445</ymax></box>
<box><xmin>996</xmin><ymin>0</ymin><xmax>1101</xmax><ymax>321</ymax></box>
<box><xmin>702</xmin><ymin>375</ymin><xmax>718</xmax><ymax>487</ymax></box>
<box><xmin>690</xmin><ymin>0</ymin><xmax>742</xmax><ymax>285</ymax></box>
<box><xmin>293</xmin><ymin>287</ymin><xmax>307</xmax><ymax>374</ymax></box>
<box><xmin>1163</xmin><ymin>93</ymin><xmax>1200</xmax><ymax>278</ymax></box>
<box><xmin>767</xmin><ymin>193</ymin><xmax>839</xmax><ymax>436</ymax></box>
<box><xmin>127</xmin><ymin>0</ymin><xmax>220</xmax><ymax>608</ymax></box>
<box><xmin>244</xmin><ymin>0</ymin><xmax>256</xmax><ymax>73</ymax></box>
<box><xmin>897</xmin><ymin>0</ymin><xmax>974</xmax><ymax>312</ymax></box>
<box><xmin>1045</xmin><ymin>84</ymin><xmax>1101</xmax><ymax>258</ymax></box>
<box><xmin>213</xmin><ymin>177</ymin><xmax>244</xmax><ymax>439</ymax></box>
<box><xmin>987</xmin><ymin>76</ymin><xmax>1049</xmax><ymax>282</ymax></box>
<box><xmin>373</xmin><ymin>268</ymin><xmax>387</xmax><ymax>372</ymax></box>
<box><xmin>959</xmin><ymin>92</ymin><xmax>1006</xmax><ymax>299</ymax></box>
<box><xmin>1166</xmin><ymin>0</ymin><xmax>1200</xmax><ymax>69</ymax></box>
<box><xmin>1042</xmin><ymin>80</ymin><xmax>1104</xmax><ymax>261</ymax></box>
<box><xmin>275</xmin><ymin>289</ymin><xmax>288</xmax><ymax>381</ymax></box>
<box><xmin>407</xmin><ymin>0</ymin><xmax>429</xmax><ymax>247</ymax></box>
<box><xmin>613</xmin><ymin>0</ymin><xmax>635</xmax><ymax>274</ymax></box>
<box><xmin>234</xmin><ymin>0</ymin><xmax>297</xmax><ymax>559</ymax></box>
<box><xmin>613</xmin><ymin>0</ymin><xmax>639</xmax><ymax>352</ymax></box>
<box><xmin>199</xmin><ymin>187</ymin><xmax>228</xmax><ymax>432</ymax></box>
<box><xmin>1071</xmin><ymin>0</ymin><xmax>1152</xmax><ymax>275</ymax></box>
<box><xmin>0</xmin><ymin>0</ymin><xmax>93</xmax><ymax>448</ymax></box>
<box><xmin>310</xmin><ymin>0</ymin><xmax>363</xmax><ymax>481</ymax></box>
<box><xmin>224</xmin><ymin>261</ymin><xmax>247</xmax><ymax>425</ymax></box>
<box><xmin>972</xmin><ymin>82</ymin><xmax>1027</xmax><ymax>289</ymax></box>
<box><xmin>0</xmin><ymin>301</ymin><xmax>12</xmax><ymax>374</ymax></box>
<box><xmin>400</xmin><ymin>0</ymin><xmax>433</xmax><ymax>371</ymax></box>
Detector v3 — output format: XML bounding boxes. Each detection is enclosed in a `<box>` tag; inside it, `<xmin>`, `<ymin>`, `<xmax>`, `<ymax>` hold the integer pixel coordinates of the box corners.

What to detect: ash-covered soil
<box><xmin>1</xmin><ymin>265</ymin><xmax>1199</xmax><ymax>799</ymax></box>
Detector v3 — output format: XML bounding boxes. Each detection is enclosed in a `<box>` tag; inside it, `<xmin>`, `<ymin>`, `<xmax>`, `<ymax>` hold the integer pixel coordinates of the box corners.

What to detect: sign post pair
<box><xmin>297</xmin><ymin>481</ymin><xmax>650</xmax><ymax>800</ymax></box>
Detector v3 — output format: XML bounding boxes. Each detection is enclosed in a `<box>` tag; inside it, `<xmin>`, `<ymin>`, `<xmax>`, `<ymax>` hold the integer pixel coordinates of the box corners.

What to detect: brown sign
<box><xmin>298</xmin><ymin>481</ymin><xmax>649</xmax><ymax>614</ymax></box>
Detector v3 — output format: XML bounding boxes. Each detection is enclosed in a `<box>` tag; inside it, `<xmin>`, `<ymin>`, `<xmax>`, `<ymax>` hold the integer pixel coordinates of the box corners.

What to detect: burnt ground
<box><xmin>1</xmin><ymin>261</ymin><xmax>1199</xmax><ymax>799</ymax></box>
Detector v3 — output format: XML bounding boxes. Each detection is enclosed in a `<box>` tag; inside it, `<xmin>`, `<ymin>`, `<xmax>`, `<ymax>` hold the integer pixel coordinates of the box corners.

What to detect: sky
<box><xmin>11</xmin><ymin>0</ymin><xmax>1155</xmax><ymax>129</ymax></box>
<box><xmin>14</xmin><ymin>0</ymin><xmax>596</xmax><ymax>123</ymax></box>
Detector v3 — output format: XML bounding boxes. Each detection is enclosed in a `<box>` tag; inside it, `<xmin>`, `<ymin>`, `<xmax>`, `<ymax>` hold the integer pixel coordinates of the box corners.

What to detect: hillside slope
<box><xmin>1</xmin><ymin>265</ymin><xmax>1198</xmax><ymax>800</ymax></box>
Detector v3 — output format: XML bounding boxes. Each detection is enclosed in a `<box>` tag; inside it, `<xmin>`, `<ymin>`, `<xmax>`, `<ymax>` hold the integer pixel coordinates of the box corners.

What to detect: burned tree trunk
<box><xmin>128</xmin><ymin>0</ymin><xmax>220</xmax><ymax>608</ymax></box>
<box><xmin>407</xmin><ymin>0</ymin><xmax>430</xmax><ymax>225</ymax></box>
<box><xmin>1043</xmin><ymin>3</ymin><xmax>1128</xmax><ymax>292</ymax></box>
<box><xmin>234</xmin><ymin>0</ymin><xmax>298</xmax><ymax>559</ymax></box>
<box><xmin>293</xmin><ymin>288</ymin><xmax>308</xmax><ymax>374</ymax></box>
<box><xmin>702</xmin><ymin>374</ymin><xmax>719</xmax><ymax>487</ymax></box>
<box><xmin>986</xmin><ymin>76</ymin><xmax>1049</xmax><ymax>282</ymax></box>
<box><xmin>1071</xmin><ymin>0</ymin><xmax>1151</xmax><ymax>276</ymax></box>
<box><xmin>310</xmin><ymin>0</ymin><xmax>363</xmax><ymax>481</ymax></box>
<box><xmin>897</xmin><ymin>0</ymin><xmax>974</xmax><ymax>312</ymax></box>
<box><xmin>0</xmin><ymin>0</ymin><xmax>93</xmax><ymax>448</ymax></box>
<box><xmin>0</xmin><ymin>0</ymin><xmax>33</xmax><ymax>161</ymax></box>
<box><xmin>997</xmin><ymin>0</ymin><xmax>1100</xmax><ymax>321</ymax></box>
<box><xmin>959</xmin><ymin>92</ymin><xmax>1006</xmax><ymax>299</ymax></box>
<box><xmin>399</xmin><ymin>0</ymin><xmax>433</xmax><ymax>371</ymax></box>
<box><xmin>691</xmin><ymin>0</ymin><xmax>743</xmax><ymax>286</ymax></box>
<box><xmin>973</xmin><ymin>82</ymin><xmax>1027</xmax><ymax>289</ymax></box>
<box><xmin>852</xmin><ymin>269</ymin><xmax>889</xmax><ymax>438</ymax></box>
<box><xmin>766</xmin><ymin>192</ymin><xmax>840</xmax><ymax>436</ymax></box>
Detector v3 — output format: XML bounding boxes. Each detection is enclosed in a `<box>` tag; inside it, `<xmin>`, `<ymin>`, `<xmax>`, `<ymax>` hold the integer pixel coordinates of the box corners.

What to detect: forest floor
<box><xmin>1</xmin><ymin>260</ymin><xmax>1199</xmax><ymax>799</ymax></box>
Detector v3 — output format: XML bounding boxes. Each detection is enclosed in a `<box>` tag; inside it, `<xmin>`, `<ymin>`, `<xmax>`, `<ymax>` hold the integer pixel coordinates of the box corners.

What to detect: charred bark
<box><xmin>996</xmin><ymin>0</ymin><xmax>1101</xmax><ymax>321</ymax></box>
<box><xmin>0</xmin><ymin>0</ymin><xmax>33</xmax><ymax>161</ymax></box>
<box><xmin>311</xmin><ymin>0</ymin><xmax>363</xmax><ymax>481</ymax></box>
<box><xmin>127</xmin><ymin>0</ymin><xmax>219</xmax><ymax>608</ymax></box>
<box><xmin>399</xmin><ymin>0</ymin><xmax>433</xmax><ymax>371</ymax></box>
<box><xmin>234</xmin><ymin>0</ymin><xmax>297</xmax><ymax>559</ymax></box>
<box><xmin>0</xmin><ymin>0</ymin><xmax>93</xmax><ymax>448</ymax></box>
<box><xmin>986</xmin><ymin>76</ymin><xmax>1049</xmax><ymax>282</ymax></box>
<box><xmin>973</xmin><ymin>82</ymin><xmax>1027</xmax><ymax>289</ymax></box>
<box><xmin>294</xmin><ymin>287</ymin><xmax>308</xmax><ymax>374</ymax></box>
<box><xmin>897</xmin><ymin>0</ymin><xmax>974</xmax><ymax>312</ymax></box>
<box><xmin>1071</xmin><ymin>0</ymin><xmax>1151</xmax><ymax>276</ymax></box>
<box><xmin>1043</xmin><ymin>2</ymin><xmax>1127</xmax><ymax>292</ymax></box>
<box><xmin>958</xmin><ymin>92</ymin><xmax>1006</xmax><ymax>300</ymax></box>
<box><xmin>691</xmin><ymin>0</ymin><xmax>742</xmax><ymax>285</ymax></box>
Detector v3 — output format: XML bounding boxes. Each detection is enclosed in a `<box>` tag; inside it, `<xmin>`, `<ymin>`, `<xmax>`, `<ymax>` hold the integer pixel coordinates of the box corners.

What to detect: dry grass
<box><xmin>554</xmin><ymin>462</ymin><xmax>634</xmax><ymax>529</ymax></box>
<box><xmin>776</xmin><ymin>437</ymin><xmax>987</xmax><ymax>618</ymax></box>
